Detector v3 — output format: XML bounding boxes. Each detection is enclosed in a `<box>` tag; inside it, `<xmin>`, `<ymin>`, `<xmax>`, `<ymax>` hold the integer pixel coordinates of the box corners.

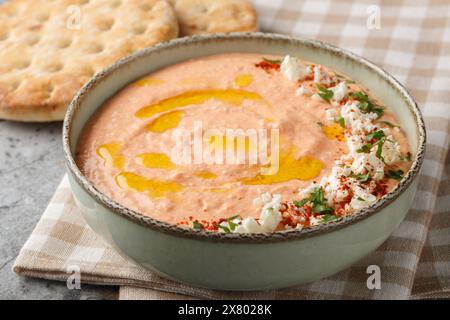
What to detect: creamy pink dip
<box><xmin>76</xmin><ymin>53</ymin><xmax>411</xmax><ymax>231</ymax></box>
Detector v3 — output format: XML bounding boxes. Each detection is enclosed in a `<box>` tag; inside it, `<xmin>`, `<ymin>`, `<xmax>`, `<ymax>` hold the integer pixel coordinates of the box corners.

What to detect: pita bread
<box><xmin>0</xmin><ymin>0</ymin><xmax>179</xmax><ymax>122</ymax></box>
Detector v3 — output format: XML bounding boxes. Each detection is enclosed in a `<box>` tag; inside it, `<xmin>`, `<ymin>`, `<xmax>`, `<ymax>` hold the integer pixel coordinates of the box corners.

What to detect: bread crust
<box><xmin>168</xmin><ymin>0</ymin><xmax>258</xmax><ymax>36</ymax></box>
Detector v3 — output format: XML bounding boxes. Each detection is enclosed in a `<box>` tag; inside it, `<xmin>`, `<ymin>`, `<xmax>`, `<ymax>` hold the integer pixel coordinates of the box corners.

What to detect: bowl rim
<box><xmin>63</xmin><ymin>32</ymin><xmax>426</xmax><ymax>243</ymax></box>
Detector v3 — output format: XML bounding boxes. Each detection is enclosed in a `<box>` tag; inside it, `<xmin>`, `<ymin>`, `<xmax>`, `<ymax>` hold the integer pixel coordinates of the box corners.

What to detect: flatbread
<box><xmin>0</xmin><ymin>0</ymin><xmax>179</xmax><ymax>122</ymax></box>
<box><xmin>168</xmin><ymin>0</ymin><xmax>258</xmax><ymax>36</ymax></box>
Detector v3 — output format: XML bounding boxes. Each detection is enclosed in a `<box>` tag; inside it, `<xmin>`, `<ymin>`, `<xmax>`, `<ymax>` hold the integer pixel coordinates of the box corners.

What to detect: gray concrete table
<box><xmin>0</xmin><ymin>120</ymin><xmax>117</xmax><ymax>299</ymax></box>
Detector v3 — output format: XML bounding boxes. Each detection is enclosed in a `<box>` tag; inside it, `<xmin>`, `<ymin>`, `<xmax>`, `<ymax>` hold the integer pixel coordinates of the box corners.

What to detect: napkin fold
<box><xmin>13</xmin><ymin>0</ymin><xmax>450</xmax><ymax>299</ymax></box>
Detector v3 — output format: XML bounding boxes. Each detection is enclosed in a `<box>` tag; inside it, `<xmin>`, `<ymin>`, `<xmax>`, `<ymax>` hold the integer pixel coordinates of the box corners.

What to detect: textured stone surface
<box><xmin>0</xmin><ymin>119</ymin><xmax>117</xmax><ymax>299</ymax></box>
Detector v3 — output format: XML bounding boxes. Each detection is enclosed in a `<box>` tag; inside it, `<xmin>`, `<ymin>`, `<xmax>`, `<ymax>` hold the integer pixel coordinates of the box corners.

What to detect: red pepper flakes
<box><xmin>217</xmin><ymin>217</ymin><xmax>227</xmax><ymax>224</ymax></box>
<box><xmin>193</xmin><ymin>220</ymin><xmax>218</xmax><ymax>231</ymax></box>
<box><xmin>178</xmin><ymin>216</ymin><xmax>219</xmax><ymax>231</ymax></box>
<box><xmin>255</xmin><ymin>60</ymin><xmax>280</xmax><ymax>73</ymax></box>
<box><xmin>334</xmin><ymin>192</ymin><xmax>353</xmax><ymax>216</ymax></box>
<box><xmin>373</xmin><ymin>181</ymin><xmax>388</xmax><ymax>197</ymax></box>
<box><xmin>202</xmin><ymin>220</ymin><xmax>219</xmax><ymax>231</ymax></box>
<box><xmin>340</xmin><ymin>98</ymin><xmax>349</xmax><ymax>105</ymax></box>
<box><xmin>279</xmin><ymin>202</ymin><xmax>311</xmax><ymax>229</ymax></box>
<box><xmin>334</xmin><ymin>207</ymin><xmax>346</xmax><ymax>216</ymax></box>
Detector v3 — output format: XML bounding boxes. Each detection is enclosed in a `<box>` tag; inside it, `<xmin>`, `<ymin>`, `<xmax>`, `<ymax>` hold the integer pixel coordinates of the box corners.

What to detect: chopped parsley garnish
<box><xmin>222</xmin><ymin>214</ymin><xmax>240</xmax><ymax>221</ymax></box>
<box><xmin>229</xmin><ymin>219</ymin><xmax>238</xmax><ymax>227</ymax></box>
<box><xmin>360</xmin><ymin>101</ymin><xmax>384</xmax><ymax>118</ymax></box>
<box><xmin>216</xmin><ymin>224</ymin><xmax>231</xmax><ymax>233</ymax></box>
<box><xmin>357</xmin><ymin>130</ymin><xmax>386</xmax><ymax>161</ymax></box>
<box><xmin>227</xmin><ymin>220</ymin><xmax>238</xmax><ymax>232</ymax></box>
<box><xmin>193</xmin><ymin>220</ymin><xmax>203</xmax><ymax>230</ymax></box>
<box><xmin>294</xmin><ymin>198</ymin><xmax>309</xmax><ymax>207</ymax></box>
<box><xmin>357</xmin><ymin>196</ymin><xmax>366</xmax><ymax>201</ymax></box>
<box><xmin>349</xmin><ymin>91</ymin><xmax>384</xmax><ymax>118</ymax></box>
<box><xmin>214</xmin><ymin>215</ymin><xmax>241</xmax><ymax>233</ymax></box>
<box><xmin>321</xmin><ymin>214</ymin><xmax>339</xmax><ymax>223</ymax></box>
<box><xmin>365</xmin><ymin>130</ymin><xmax>385</xmax><ymax>141</ymax></box>
<box><xmin>294</xmin><ymin>187</ymin><xmax>334</xmax><ymax>215</ymax></box>
<box><xmin>348</xmin><ymin>91</ymin><xmax>368</xmax><ymax>101</ymax></box>
<box><xmin>350</xmin><ymin>171</ymin><xmax>371</xmax><ymax>182</ymax></box>
<box><xmin>337</xmin><ymin>116</ymin><xmax>346</xmax><ymax>128</ymax></box>
<box><xmin>356</xmin><ymin>143</ymin><xmax>373</xmax><ymax>153</ymax></box>
<box><xmin>375</xmin><ymin>139</ymin><xmax>385</xmax><ymax>161</ymax></box>
<box><xmin>316</xmin><ymin>84</ymin><xmax>334</xmax><ymax>103</ymax></box>
<box><xmin>385</xmin><ymin>169</ymin><xmax>404</xmax><ymax>180</ymax></box>
<box><xmin>310</xmin><ymin>187</ymin><xmax>334</xmax><ymax>214</ymax></box>
<box><xmin>379</xmin><ymin>120</ymin><xmax>399</xmax><ymax>129</ymax></box>
<box><xmin>263</xmin><ymin>57</ymin><xmax>282</xmax><ymax>65</ymax></box>
<box><xmin>357</xmin><ymin>140</ymin><xmax>385</xmax><ymax>161</ymax></box>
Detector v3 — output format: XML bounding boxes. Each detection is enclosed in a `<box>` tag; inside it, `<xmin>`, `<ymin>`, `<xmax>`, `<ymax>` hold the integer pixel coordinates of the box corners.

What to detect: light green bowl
<box><xmin>63</xmin><ymin>33</ymin><xmax>426</xmax><ymax>291</ymax></box>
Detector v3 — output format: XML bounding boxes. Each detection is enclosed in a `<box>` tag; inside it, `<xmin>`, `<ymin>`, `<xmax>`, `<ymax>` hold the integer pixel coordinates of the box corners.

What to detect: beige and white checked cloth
<box><xmin>14</xmin><ymin>0</ymin><xmax>450</xmax><ymax>299</ymax></box>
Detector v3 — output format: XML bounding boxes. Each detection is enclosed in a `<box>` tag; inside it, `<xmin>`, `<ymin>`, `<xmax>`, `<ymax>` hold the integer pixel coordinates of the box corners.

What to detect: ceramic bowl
<box><xmin>63</xmin><ymin>33</ymin><xmax>426</xmax><ymax>291</ymax></box>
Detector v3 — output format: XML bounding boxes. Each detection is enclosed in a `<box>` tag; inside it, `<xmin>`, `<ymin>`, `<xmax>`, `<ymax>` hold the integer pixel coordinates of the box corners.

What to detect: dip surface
<box><xmin>76</xmin><ymin>53</ymin><xmax>411</xmax><ymax>231</ymax></box>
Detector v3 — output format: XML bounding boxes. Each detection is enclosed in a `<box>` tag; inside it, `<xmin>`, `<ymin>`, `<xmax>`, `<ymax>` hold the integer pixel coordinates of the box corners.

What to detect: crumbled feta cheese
<box><xmin>281</xmin><ymin>56</ymin><xmax>310</xmax><ymax>82</ymax></box>
<box><xmin>234</xmin><ymin>217</ymin><xmax>262</xmax><ymax>233</ymax></box>
<box><xmin>346</xmin><ymin>134</ymin><xmax>364</xmax><ymax>156</ymax></box>
<box><xmin>259</xmin><ymin>207</ymin><xmax>282</xmax><ymax>232</ymax></box>
<box><xmin>310</xmin><ymin>216</ymin><xmax>322</xmax><ymax>226</ymax></box>
<box><xmin>321</xmin><ymin>166</ymin><xmax>351</xmax><ymax>206</ymax></box>
<box><xmin>313</xmin><ymin>65</ymin><xmax>322</xmax><ymax>83</ymax></box>
<box><xmin>313</xmin><ymin>65</ymin><xmax>336</xmax><ymax>86</ymax></box>
<box><xmin>235</xmin><ymin>193</ymin><xmax>282</xmax><ymax>233</ymax></box>
<box><xmin>341</xmin><ymin>101</ymin><xmax>377</xmax><ymax>133</ymax></box>
<box><xmin>351</xmin><ymin>152</ymin><xmax>385</xmax><ymax>181</ymax></box>
<box><xmin>341</xmin><ymin>101</ymin><xmax>361</xmax><ymax>124</ymax></box>
<box><xmin>381</xmin><ymin>137</ymin><xmax>401</xmax><ymax>165</ymax></box>
<box><xmin>350</xmin><ymin>186</ymin><xmax>377</xmax><ymax>209</ymax></box>
<box><xmin>330</xmin><ymin>81</ymin><xmax>348</xmax><ymax>103</ymax></box>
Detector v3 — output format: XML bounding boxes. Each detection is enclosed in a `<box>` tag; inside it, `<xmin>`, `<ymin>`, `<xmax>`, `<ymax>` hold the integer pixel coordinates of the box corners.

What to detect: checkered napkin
<box><xmin>412</xmin><ymin>153</ymin><xmax>450</xmax><ymax>299</ymax></box>
<box><xmin>14</xmin><ymin>0</ymin><xmax>450</xmax><ymax>299</ymax></box>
